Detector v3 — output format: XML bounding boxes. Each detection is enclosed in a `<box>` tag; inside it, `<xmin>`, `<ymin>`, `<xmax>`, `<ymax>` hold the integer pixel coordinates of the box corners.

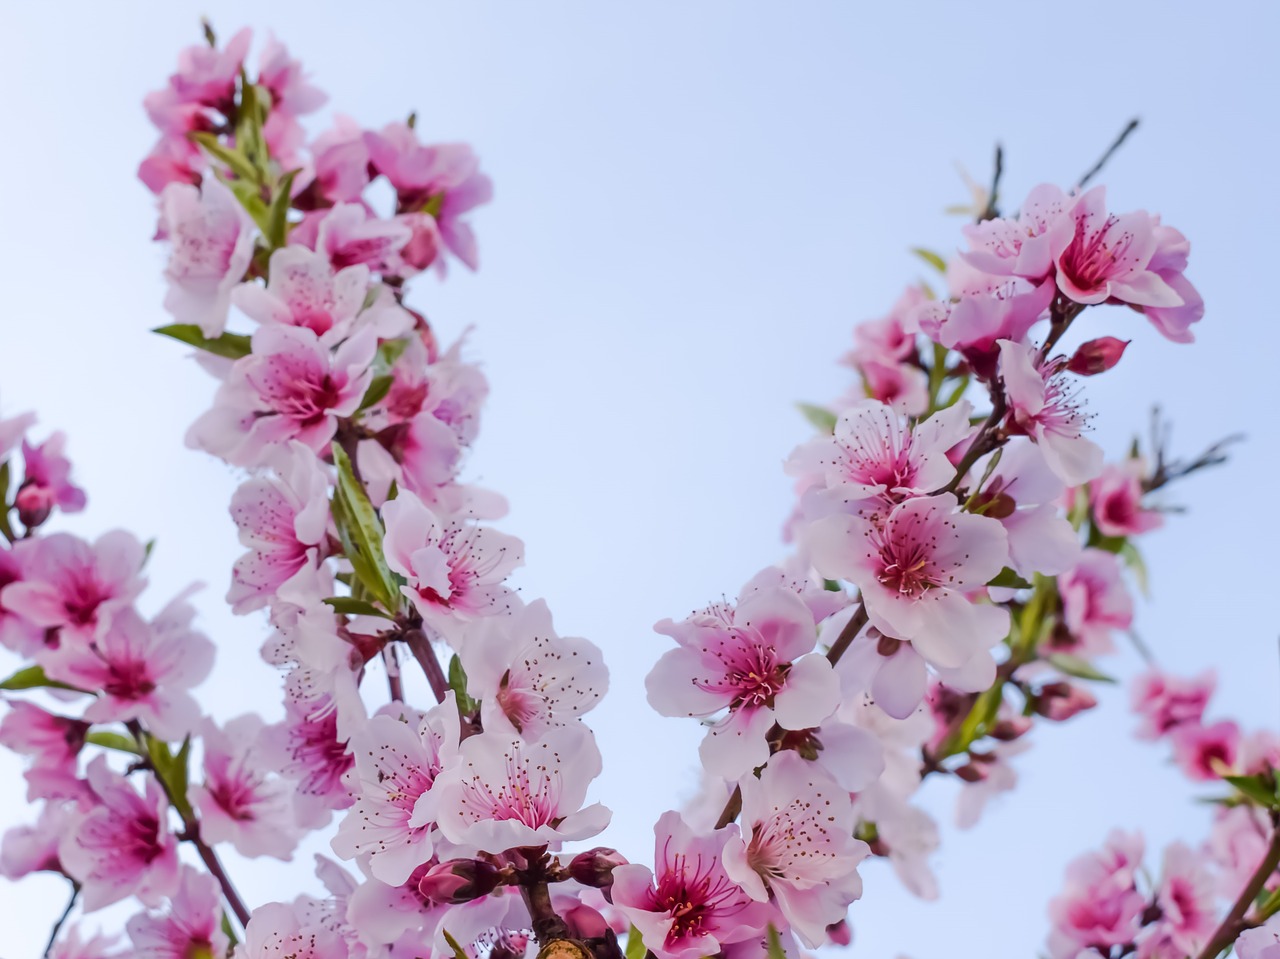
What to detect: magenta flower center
<box><xmin>1059</xmin><ymin>215</ymin><xmax>1137</xmax><ymax>291</ymax></box>
<box><xmin>876</xmin><ymin>539</ymin><xmax>936</xmax><ymax>597</ymax></box>
<box><xmin>651</xmin><ymin>850</ymin><xmax>743</xmax><ymax>942</ymax></box>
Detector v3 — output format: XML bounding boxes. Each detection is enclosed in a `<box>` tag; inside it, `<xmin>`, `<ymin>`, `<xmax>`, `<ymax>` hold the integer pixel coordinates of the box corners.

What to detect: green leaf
<box><xmin>322</xmin><ymin>596</ymin><xmax>391</xmax><ymax>618</ymax></box>
<box><xmin>234</xmin><ymin>79</ymin><xmax>270</xmax><ymax>177</ymax></box>
<box><xmin>358</xmin><ymin>374</ymin><xmax>395</xmax><ymax>413</ymax></box>
<box><xmin>624</xmin><ymin>926</ymin><xmax>647</xmax><ymax>959</ymax></box>
<box><xmin>377</xmin><ymin>337</ymin><xmax>410</xmax><ymax>369</ymax></box>
<box><xmin>939</xmin><ymin>373</ymin><xmax>971</xmax><ymax>410</ymax></box>
<box><xmin>0</xmin><ymin>664</ymin><xmax>87</xmax><ymax>693</ymax></box>
<box><xmin>331</xmin><ymin>445</ymin><xmax>400</xmax><ymax>612</ymax></box>
<box><xmin>987</xmin><ymin>566</ymin><xmax>1033</xmax><ymax>590</ymax></box>
<box><xmin>153</xmin><ymin>324</ymin><xmax>252</xmax><ymax>360</ymax></box>
<box><xmin>146</xmin><ymin>734</ymin><xmax>194</xmax><ymax>820</ymax></box>
<box><xmin>442</xmin><ymin>930</ymin><xmax>469</xmax><ymax>959</ymax></box>
<box><xmin>265</xmin><ymin>169</ymin><xmax>299</xmax><ymax>252</ymax></box>
<box><xmin>0</xmin><ymin>459</ymin><xmax>13</xmax><ymax>542</ymax></box>
<box><xmin>797</xmin><ymin>402</ymin><xmax>837</xmax><ymax>434</ymax></box>
<box><xmin>1224</xmin><ymin>774</ymin><xmax>1280</xmax><ymax>809</ymax></box>
<box><xmin>189</xmin><ymin>131</ymin><xmax>259</xmax><ymax>184</ymax></box>
<box><xmin>765</xmin><ymin>924</ymin><xmax>789</xmax><ymax>959</ymax></box>
<box><xmin>85</xmin><ymin>730</ymin><xmax>142</xmax><ymax>754</ymax></box>
<box><xmin>221</xmin><ymin>910</ymin><xmax>240</xmax><ymax>948</ymax></box>
<box><xmin>1046</xmin><ymin>653</ymin><xmax>1116</xmax><ymax>684</ymax></box>
<box><xmin>910</xmin><ymin>246</ymin><xmax>948</xmax><ymax>274</ymax></box>
<box><xmin>225</xmin><ymin>175</ymin><xmax>270</xmax><ymax>234</ymax></box>
<box><xmin>1120</xmin><ymin>541</ymin><xmax>1150</xmax><ymax>598</ymax></box>
<box><xmin>1255</xmin><ymin>884</ymin><xmax>1280</xmax><ymax>923</ymax></box>
<box><xmin>447</xmin><ymin>655</ymin><xmax>480</xmax><ymax>714</ymax></box>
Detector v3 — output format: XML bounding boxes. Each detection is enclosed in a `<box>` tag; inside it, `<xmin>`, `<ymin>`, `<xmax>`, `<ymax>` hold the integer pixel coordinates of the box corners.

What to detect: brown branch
<box><xmin>1078</xmin><ymin>118</ymin><xmax>1140</xmax><ymax>189</ymax></box>
<box><xmin>1194</xmin><ymin>811</ymin><xmax>1280</xmax><ymax>959</ymax></box>
<box><xmin>42</xmin><ymin>881</ymin><xmax>80</xmax><ymax>959</ymax></box>
<box><xmin>976</xmin><ymin>143</ymin><xmax>1004</xmax><ymax>223</ymax></box>
<box><xmin>403</xmin><ymin>627</ymin><xmax>448</xmax><ymax>704</ymax></box>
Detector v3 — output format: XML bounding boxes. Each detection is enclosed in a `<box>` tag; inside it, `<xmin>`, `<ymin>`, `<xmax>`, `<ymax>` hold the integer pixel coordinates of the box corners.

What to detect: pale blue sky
<box><xmin>2</xmin><ymin>3</ymin><xmax>1278</xmax><ymax>956</ymax></box>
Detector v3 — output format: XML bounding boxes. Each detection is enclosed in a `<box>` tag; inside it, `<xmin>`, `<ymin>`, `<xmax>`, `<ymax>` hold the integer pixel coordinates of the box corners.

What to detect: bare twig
<box><xmin>1193</xmin><ymin>812</ymin><xmax>1280</xmax><ymax>959</ymax></box>
<box><xmin>977</xmin><ymin>143</ymin><xmax>1004</xmax><ymax>223</ymax></box>
<box><xmin>1078</xmin><ymin>118</ymin><xmax>1140</xmax><ymax>189</ymax></box>
<box><xmin>42</xmin><ymin>881</ymin><xmax>80</xmax><ymax>959</ymax></box>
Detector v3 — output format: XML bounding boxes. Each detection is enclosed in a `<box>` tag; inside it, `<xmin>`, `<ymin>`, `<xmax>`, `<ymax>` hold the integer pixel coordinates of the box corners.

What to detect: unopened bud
<box><xmin>568</xmin><ymin>847</ymin><xmax>627</xmax><ymax>889</ymax></box>
<box><xmin>826</xmin><ymin>919</ymin><xmax>852</xmax><ymax>947</ymax></box>
<box><xmin>990</xmin><ymin>716</ymin><xmax>1033</xmax><ymax>741</ymax></box>
<box><xmin>1067</xmin><ymin>337</ymin><xmax>1129</xmax><ymax>376</ymax></box>
<box><xmin>954</xmin><ymin>762</ymin><xmax>989</xmax><ymax>783</ymax></box>
<box><xmin>14</xmin><ymin>484</ymin><xmax>53</xmax><ymax>531</ymax></box>
<box><xmin>1035</xmin><ymin>682</ymin><xmax>1098</xmax><ymax>722</ymax></box>
<box><xmin>416</xmin><ymin>857</ymin><xmax>502</xmax><ymax>904</ymax></box>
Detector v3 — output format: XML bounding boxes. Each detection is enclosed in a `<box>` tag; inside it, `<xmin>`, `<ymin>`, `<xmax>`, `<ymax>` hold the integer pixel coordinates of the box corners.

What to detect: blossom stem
<box><xmin>385</xmin><ymin>644</ymin><xmax>404</xmax><ymax>702</ymax></box>
<box><xmin>1193</xmin><ymin>810</ymin><xmax>1280</xmax><ymax>959</ymax></box>
<box><xmin>41</xmin><ymin>880</ymin><xmax>79</xmax><ymax>959</ymax></box>
<box><xmin>937</xmin><ymin>392</ymin><xmax>1008</xmax><ymax>496</ymax></box>
<box><xmin>403</xmin><ymin>627</ymin><xmax>448</xmax><ymax>703</ymax></box>
<box><xmin>976</xmin><ymin>142</ymin><xmax>1004</xmax><ymax>223</ymax></box>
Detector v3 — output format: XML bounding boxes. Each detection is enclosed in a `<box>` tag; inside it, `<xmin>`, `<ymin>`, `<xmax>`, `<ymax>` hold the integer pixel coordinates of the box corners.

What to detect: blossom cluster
<box><xmin>3</xmin><ymin>21</ymin><xmax>1266</xmax><ymax>959</ymax></box>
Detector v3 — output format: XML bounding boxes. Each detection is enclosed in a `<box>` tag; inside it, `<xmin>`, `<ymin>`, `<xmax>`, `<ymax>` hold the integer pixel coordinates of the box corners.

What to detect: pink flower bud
<box><xmin>826</xmin><ymin>919</ymin><xmax>853</xmax><ymax>946</ymax></box>
<box><xmin>1035</xmin><ymin>682</ymin><xmax>1099</xmax><ymax>722</ymax></box>
<box><xmin>1066</xmin><ymin>337</ymin><xmax>1130</xmax><ymax>376</ymax></box>
<box><xmin>568</xmin><ymin>847</ymin><xmax>627</xmax><ymax>889</ymax></box>
<box><xmin>416</xmin><ymin>857</ymin><xmax>502</xmax><ymax>904</ymax></box>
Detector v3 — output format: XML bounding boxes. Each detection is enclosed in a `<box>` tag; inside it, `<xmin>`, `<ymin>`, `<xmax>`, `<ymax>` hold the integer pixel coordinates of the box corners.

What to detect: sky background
<box><xmin>2</xmin><ymin>3</ymin><xmax>1279</xmax><ymax>956</ymax></box>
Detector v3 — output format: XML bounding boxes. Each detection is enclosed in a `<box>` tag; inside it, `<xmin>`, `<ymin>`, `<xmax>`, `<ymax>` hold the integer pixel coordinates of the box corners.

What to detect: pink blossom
<box><xmin>162</xmin><ymin>27</ymin><xmax>250</xmax><ymax>110</ymax></box>
<box><xmin>1046</xmin><ymin>830</ymin><xmax>1146</xmax><ymax>959</ymax></box>
<box><xmin>126</xmin><ymin>867</ymin><xmax>230</xmax><ymax>959</ymax></box>
<box><xmin>787</xmin><ymin>399</ymin><xmax>972</xmax><ymax>511</ymax></box>
<box><xmin>972</xmin><ymin>440</ymin><xmax>1080</xmax><ymax>577</ymax></box>
<box><xmin>807</xmin><ymin>492</ymin><xmax>1010</xmax><ymax>672</ymax></box>
<box><xmin>0</xmin><ymin>701</ymin><xmax>87</xmax><ymax>799</ymax></box>
<box><xmin>331</xmin><ymin>699</ymin><xmax>460</xmax><ymax>884</ymax></box>
<box><xmin>47</xmin><ymin>926</ymin><xmax>124</xmax><ymax>959</ymax></box>
<box><xmin>239</xmin><ymin>901</ymin><xmax>349</xmax><ymax>959</ymax></box>
<box><xmin>612</xmin><ymin>811</ymin><xmax>772</xmax><ymax>959</ymax></box>
<box><xmin>1</xmin><ymin>530</ymin><xmax>146</xmax><ymax>644</ymax></box>
<box><xmin>1055</xmin><ymin>187</ymin><xmax>1182</xmax><ymax>309</ymax></box>
<box><xmin>226</xmin><ymin>442</ymin><xmax>330</xmax><ymax>614</ymax></box>
<box><xmin>0</xmin><ymin>800</ymin><xmax>76</xmax><ymax>878</ymax></box>
<box><xmin>310</xmin><ymin>202</ymin><xmax>413</xmax><ymax>271</ymax></box>
<box><xmin>0</xmin><ymin>542</ymin><xmax>43</xmax><ymax>655</ymax></box>
<box><xmin>233</xmin><ymin>247</ymin><xmax>370</xmax><ymax>343</ymax></box>
<box><xmin>1139</xmin><ymin>221</ymin><xmax>1204</xmax><ymax>343</ymax></box>
<box><xmin>382</xmin><ymin>490</ymin><xmax>524</xmax><ymax>629</ymax></box>
<box><xmin>0</xmin><ymin>398</ymin><xmax>36</xmax><ymax>460</ymax></box>
<box><xmin>158</xmin><ymin>177</ymin><xmax>256</xmax><ymax>337</ymax></box>
<box><xmin>850</xmin><ymin>356</ymin><xmax>930</xmax><ymax>416</ymax></box>
<box><xmin>430</xmin><ymin>723</ymin><xmax>612</xmax><ymax>856</ymax></box>
<box><xmin>257</xmin><ymin>34</ymin><xmax>326</xmax><ymax>165</ymax></box>
<box><xmin>308</xmin><ymin>118</ymin><xmax>372</xmax><ymax>204</ymax></box>
<box><xmin>1147</xmin><ymin>842</ymin><xmax>1216</xmax><ymax>957</ymax></box>
<box><xmin>648</xmin><ymin>587</ymin><xmax>841</xmax><ymax>779</ymax></box>
<box><xmin>43</xmin><ymin>600</ymin><xmax>213</xmax><ymax>741</ymax></box>
<box><xmin>961</xmin><ymin>184</ymin><xmax>1075</xmax><ymax>282</ymax></box>
<box><xmin>841</xmin><ymin>287</ymin><xmax>924</xmax><ymax>367</ymax></box>
<box><xmin>917</xmin><ymin>280</ymin><xmax>1055</xmax><ymax>380</ymax></box>
<box><xmin>1090</xmin><ymin>459</ymin><xmax>1163</xmax><ymax>538</ymax></box>
<box><xmin>259</xmin><ymin>698</ymin><xmax>355</xmax><ymax>828</ymax></box>
<box><xmin>1238</xmin><ymin>916</ymin><xmax>1280</xmax><ymax>959</ymax></box>
<box><xmin>1058</xmin><ymin>548</ymin><xmax>1134</xmax><ymax>657</ymax></box>
<box><xmin>954</xmin><ymin>739</ymin><xmax>1030</xmax><ymax>829</ymax></box>
<box><xmin>13</xmin><ymin>432</ymin><xmax>86</xmax><ymax>528</ymax></box>
<box><xmin>999</xmin><ymin>339</ymin><xmax>1103</xmax><ymax>485</ymax></box>
<box><xmin>460</xmin><ymin>598</ymin><xmax>608</xmax><ymax>739</ymax></box>
<box><xmin>722</xmin><ymin>751</ymin><xmax>869</xmax><ymax>947</ymax></box>
<box><xmin>191</xmin><ymin>715</ymin><xmax>300</xmax><ymax>860</ymax></box>
<box><xmin>1171</xmin><ymin>720</ymin><xmax>1240</xmax><ymax>781</ymax></box>
<box><xmin>60</xmin><ymin>758</ymin><xmax>180</xmax><ymax>910</ymax></box>
<box><xmin>186</xmin><ymin>325</ymin><xmax>376</xmax><ymax>466</ymax></box>
<box><xmin>1206</xmin><ymin>805</ymin><xmax>1276</xmax><ymax>900</ymax></box>
<box><xmin>1130</xmin><ymin>668</ymin><xmax>1214</xmax><ymax>740</ymax></box>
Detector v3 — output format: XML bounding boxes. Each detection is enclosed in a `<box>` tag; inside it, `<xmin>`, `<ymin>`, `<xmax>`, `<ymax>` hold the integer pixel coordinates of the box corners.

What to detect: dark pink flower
<box><xmin>1046</xmin><ymin>830</ymin><xmax>1146</xmax><ymax>959</ymax></box>
<box><xmin>1090</xmin><ymin>460</ymin><xmax>1163</xmax><ymax>538</ymax></box>
<box><xmin>1058</xmin><ymin>548</ymin><xmax>1133</xmax><ymax>657</ymax></box>
<box><xmin>1130</xmin><ymin>668</ymin><xmax>1214</xmax><ymax>740</ymax></box>
<box><xmin>1171</xmin><ymin>720</ymin><xmax>1240</xmax><ymax>781</ymax></box>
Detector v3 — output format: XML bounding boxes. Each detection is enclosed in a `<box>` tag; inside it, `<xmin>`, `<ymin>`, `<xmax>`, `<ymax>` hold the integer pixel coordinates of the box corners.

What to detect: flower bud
<box><xmin>1035</xmin><ymin>682</ymin><xmax>1098</xmax><ymax>722</ymax></box>
<box><xmin>954</xmin><ymin>762</ymin><xmax>989</xmax><ymax>783</ymax></box>
<box><xmin>568</xmin><ymin>847</ymin><xmax>627</xmax><ymax>890</ymax></box>
<box><xmin>14</xmin><ymin>484</ymin><xmax>53</xmax><ymax>531</ymax></box>
<box><xmin>990</xmin><ymin>716</ymin><xmax>1033</xmax><ymax>741</ymax></box>
<box><xmin>1066</xmin><ymin>337</ymin><xmax>1129</xmax><ymax>376</ymax></box>
<box><xmin>416</xmin><ymin>857</ymin><xmax>502</xmax><ymax>904</ymax></box>
<box><xmin>826</xmin><ymin>919</ymin><xmax>852</xmax><ymax>947</ymax></box>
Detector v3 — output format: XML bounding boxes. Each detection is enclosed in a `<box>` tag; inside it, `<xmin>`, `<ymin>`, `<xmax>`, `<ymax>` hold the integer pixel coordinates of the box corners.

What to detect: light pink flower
<box><xmin>126</xmin><ymin>867</ymin><xmax>230</xmax><ymax>959</ymax></box>
<box><xmin>999</xmin><ymin>339</ymin><xmax>1103</xmax><ymax>485</ymax></box>
<box><xmin>13</xmin><ymin>432</ymin><xmax>86</xmax><ymax>528</ymax></box>
<box><xmin>0</xmin><ymin>702</ymin><xmax>87</xmax><ymax>799</ymax></box>
<box><xmin>239</xmin><ymin>901</ymin><xmax>349</xmax><ymax>959</ymax></box>
<box><xmin>59</xmin><ymin>758</ymin><xmax>180</xmax><ymax>910</ymax></box>
<box><xmin>233</xmin><ymin>246</ymin><xmax>370</xmax><ymax>343</ymax></box>
<box><xmin>972</xmin><ymin>440</ymin><xmax>1079</xmax><ymax>577</ymax></box>
<box><xmin>1130</xmin><ymin>668</ymin><xmax>1215</xmax><ymax>740</ymax></box>
<box><xmin>1140</xmin><ymin>221</ymin><xmax>1204</xmax><ymax>343</ymax></box>
<box><xmin>1055</xmin><ymin>187</ymin><xmax>1182</xmax><ymax>309</ymax></box>
<box><xmin>383</xmin><ymin>490</ymin><xmax>524</xmax><ymax>629</ymax></box>
<box><xmin>0</xmin><ymin>801</ymin><xmax>76</xmax><ymax>878</ymax></box>
<box><xmin>310</xmin><ymin>202</ymin><xmax>413</xmax><ymax>271</ymax></box>
<box><xmin>1147</xmin><ymin>842</ymin><xmax>1216</xmax><ymax>957</ymax></box>
<box><xmin>841</xmin><ymin>287</ymin><xmax>924</xmax><ymax>367</ymax></box>
<box><xmin>917</xmin><ymin>280</ymin><xmax>1055</xmax><ymax>380</ymax></box>
<box><xmin>1206</xmin><ymin>805</ymin><xmax>1276</xmax><ymax>900</ymax></box>
<box><xmin>331</xmin><ymin>699</ymin><xmax>460</xmax><ymax>884</ymax></box>
<box><xmin>43</xmin><ymin>599</ymin><xmax>212</xmax><ymax>741</ymax></box>
<box><xmin>47</xmin><ymin>926</ymin><xmax>124</xmax><ymax>959</ymax></box>
<box><xmin>722</xmin><ymin>751</ymin><xmax>869</xmax><ymax>947</ymax></box>
<box><xmin>0</xmin><ymin>541</ymin><xmax>43</xmax><ymax>655</ymax></box>
<box><xmin>1046</xmin><ymin>830</ymin><xmax>1146</xmax><ymax>959</ymax></box>
<box><xmin>186</xmin><ymin>325</ymin><xmax>375</xmax><ymax>467</ymax></box>
<box><xmin>807</xmin><ymin>492</ymin><xmax>1010</xmax><ymax>671</ymax></box>
<box><xmin>1058</xmin><ymin>548</ymin><xmax>1133</xmax><ymax>657</ymax></box>
<box><xmin>787</xmin><ymin>399</ymin><xmax>972</xmax><ymax>510</ymax></box>
<box><xmin>460</xmin><ymin>598</ymin><xmax>608</xmax><ymax>738</ymax></box>
<box><xmin>259</xmin><ymin>698</ymin><xmax>355</xmax><ymax>828</ymax></box>
<box><xmin>961</xmin><ymin>184</ymin><xmax>1075</xmax><ymax>282</ymax></box>
<box><xmin>1238</xmin><ymin>916</ymin><xmax>1280</xmax><ymax>959</ymax></box>
<box><xmin>191</xmin><ymin>715</ymin><xmax>300</xmax><ymax>860</ymax></box>
<box><xmin>648</xmin><ymin>587</ymin><xmax>841</xmax><ymax>779</ymax></box>
<box><xmin>1</xmin><ymin>530</ymin><xmax>146</xmax><ymax>644</ymax></box>
<box><xmin>308</xmin><ymin>118</ymin><xmax>372</xmax><ymax>204</ymax></box>
<box><xmin>1090</xmin><ymin>460</ymin><xmax>1163</xmax><ymax>538</ymax></box>
<box><xmin>612</xmin><ymin>811</ymin><xmax>773</xmax><ymax>959</ymax></box>
<box><xmin>1171</xmin><ymin>720</ymin><xmax>1240</xmax><ymax>781</ymax></box>
<box><xmin>161</xmin><ymin>27</ymin><xmax>250</xmax><ymax>109</ymax></box>
<box><xmin>430</xmin><ymin>723</ymin><xmax>612</xmax><ymax>856</ymax></box>
<box><xmin>158</xmin><ymin>177</ymin><xmax>256</xmax><ymax>337</ymax></box>
<box><xmin>226</xmin><ymin>442</ymin><xmax>330</xmax><ymax>614</ymax></box>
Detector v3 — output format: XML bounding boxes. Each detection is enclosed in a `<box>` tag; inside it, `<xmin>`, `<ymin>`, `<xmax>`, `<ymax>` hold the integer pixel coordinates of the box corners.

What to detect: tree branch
<box><xmin>1194</xmin><ymin>812</ymin><xmax>1280</xmax><ymax>959</ymax></box>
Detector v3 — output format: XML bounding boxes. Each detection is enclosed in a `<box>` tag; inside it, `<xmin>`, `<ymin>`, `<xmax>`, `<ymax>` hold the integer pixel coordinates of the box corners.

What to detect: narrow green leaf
<box><xmin>153</xmin><ymin>324</ymin><xmax>252</xmax><ymax>360</ymax></box>
<box><xmin>447</xmin><ymin>655</ymin><xmax>480</xmax><ymax>714</ymax></box>
<box><xmin>265</xmin><ymin>169</ymin><xmax>299</xmax><ymax>252</ymax></box>
<box><xmin>910</xmin><ymin>246</ymin><xmax>948</xmax><ymax>274</ymax></box>
<box><xmin>1255</xmin><ymin>885</ymin><xmax>1280</xmax><ymax>923</ymax></box>
<box><xmin>221</xmin><ymin>911</ymin><xmax>240</xmax><ymax>948</ymax></box>
<box><xmin>1224</xmin><ymin>775</ymin><xmax>1280</xmax><ymax>809</ymax></box>
<box><xmin>0</xmin><ymin>664</ymin><xmax>86</xmax><ymax>693</ymax></box>
<box><xmin>1120</xmin><ymin>541</ymin><xmax>1150</xmax><ymax>598</ymax></box>
<box><xmin>442</xmin><ymin>930</ymin><xmax>469</xmax><ymax>959</ymax></box>
<box><xmin>797</xmin><ymin>402</ymin><xmax>837</xmax><ymax>434</ymax></box>
<box><xmin>378</xmin><ymin>337</ymin><xmax>410</xmax><ymax>368</ymax></box>
<box><xmin>1046</xmin><ymin>653</ymin><xmax>1116</xmax><ymax>684</ymax></box>
<box><xmin>85</xmin><ymin>730</ymin><xmax>142</xmax><ymax>754</ymax></box>
<box><xmin>0</xmin><ymin>460</ymin><xmax>13</xmax><ymax>542</ymax></box>
<box><xmin>146</xmin><ymin>734</ymin><xmax>194</xmax><ymax>819</ymax></box>
<box><xmin>358</xmin><ymin>375</ymin><xmax>395</xmax><ymax>413</ymax></box>
<box><xmin>226</xmin><ymin>176</ymin><xmax>271</xmax><ymax>234</ymax></box>
<box><xmin>331</xmin><ymin>445</ymin><xmax>400</xmax><ymax>612</ymax></box>
<box><xmin>322</xmin><ymin>596</ymin><xmax>391</xmax><ymax>618</ymax></box>
<box><xmin>624</xmin><ymin>926</ymin><xmax>647</xmax><ymax>959</ymax></box>
<box><xmin>765</xmin><ymin>924</ymin><xmax>789</xmax><ymax>959</ymax></box>
<box><xmin>986</xmin><ymin>566</ymin><xmax>1033</xmax><ymax>590</ymax></box>
<box><xmin>939</xmin><ymin>373</ymin><xmax>971</xmax><ymax>410</ymax></box>
<box><xmin>189</xmin><ymin>131</ymin><xmax>259</xmax><ymax>184</ymax></box>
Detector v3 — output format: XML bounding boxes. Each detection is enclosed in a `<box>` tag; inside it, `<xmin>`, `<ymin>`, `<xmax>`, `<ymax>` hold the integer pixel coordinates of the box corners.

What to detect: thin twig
<box><xmin>977</xmin><ymin>143</ymin><xmax>1004</xmax><ymax>222</ymax></box>
<box><xmin>385</xmin><ymin>645</ymin><xmax>404</xmax><ymax>702</ymax></box>
<box><xmin>1193</xmin><ymin>812</ymin><xmax>1280</xmax><ymax>959</ymax></box>
<box><xmin>42</xmin><ymin>881</ymin><xmax>80</xmax><ymax>959</ymax></box>
<box><xmin>1078</xmin><ymin>118</ymin><xmax>1140</xmax><ymax>189</ymax></box>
